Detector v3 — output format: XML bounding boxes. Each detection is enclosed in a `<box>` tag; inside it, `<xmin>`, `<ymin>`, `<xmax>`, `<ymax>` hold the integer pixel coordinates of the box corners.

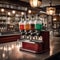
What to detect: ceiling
<box><xmin>20</xmin><ymin>0</ymin><xmax>60</xmax><ymax>14</ymax></box>
<box><xmin>0</xmin><ymin>0</ymin><xmax>60</xmax><ymax>14</ymax></box>
<box><xmin>20</xmin><ymin>0</ymin><xmax>60</xmax><ymax>7</ymax></box>
<box><xmin>0</xmin><ymin>0</ymin><xmax>60</xmax><ymax>8</ymax></box>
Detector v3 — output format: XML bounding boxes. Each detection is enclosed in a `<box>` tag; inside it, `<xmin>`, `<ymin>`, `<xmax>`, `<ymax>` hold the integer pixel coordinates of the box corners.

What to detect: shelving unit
<box><xmin>0</xmin><ymin>15</ymin><xmax>19</xmax><ymax>33</ymax></box>
<box><xmin>0</xmin><ymin>15</ymin><xmax>7</xmax><ymax>32</ymax></box>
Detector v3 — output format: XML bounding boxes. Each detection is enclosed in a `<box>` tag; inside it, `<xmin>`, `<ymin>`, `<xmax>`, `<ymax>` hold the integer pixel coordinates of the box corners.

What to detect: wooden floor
<box><xmin>0</xmin><ymin>33</ymin><xmax>60</xmax><ymax>60</ymax></box>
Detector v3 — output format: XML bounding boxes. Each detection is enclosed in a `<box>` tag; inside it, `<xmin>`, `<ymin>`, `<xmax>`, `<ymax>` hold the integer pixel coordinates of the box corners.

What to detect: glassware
<box><xmin>19</xmin><ymin>17</ymin><xmax>24</xmax><ymax>30</ymax></box>
<box><xmin>30</xmin><ymin>16</ymin><xmax>35</xmax><ymax>30</ymax></box>
<box><xmin>35</xmin><ymin>15</ymin><xmax>43</xmax><ymax>30</ymax></box>
<box><xmin>24</xmin><ymin>17</ymin><xmax>30</xmax><ymax>30</ymax></box>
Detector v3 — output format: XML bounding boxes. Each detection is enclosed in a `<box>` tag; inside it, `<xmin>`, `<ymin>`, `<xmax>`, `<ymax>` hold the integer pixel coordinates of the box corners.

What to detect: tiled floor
<box><xmin>0</xmin><ymin>33</ymin><xmax>60</xmax><ymax>60</ymax></box>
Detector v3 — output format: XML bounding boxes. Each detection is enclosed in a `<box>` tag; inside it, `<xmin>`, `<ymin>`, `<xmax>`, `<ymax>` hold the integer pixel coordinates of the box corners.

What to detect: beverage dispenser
<box><xmin>35</xmin><ymin>15</ymin><xmax>43</xmax><ymax>31</ymax></box>
<box><xmin>29</xmin><ymin>16</ymin><xmax>35</xmax><ymax>30</ymax></box>
<box><xmin>19</xmin><ymin>17</ymin><xmax>24</xmax><ymax>31</ymax></box>
<box><xmin>24</xmin><ymin>17</ymin><xmax>30</xmax><ymax>31</ymax></box>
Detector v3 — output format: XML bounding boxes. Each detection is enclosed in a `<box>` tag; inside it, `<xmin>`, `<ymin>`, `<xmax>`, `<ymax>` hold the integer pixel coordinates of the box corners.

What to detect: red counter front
<box><xmin>20</xmin><ymin>31</ymin><xmax>50</xmax><ymax>53</ymax></box>
<box><xmin>21</xmin><ymin>42</ymin><xmax>43</xmax><ymax>53</ymax></box>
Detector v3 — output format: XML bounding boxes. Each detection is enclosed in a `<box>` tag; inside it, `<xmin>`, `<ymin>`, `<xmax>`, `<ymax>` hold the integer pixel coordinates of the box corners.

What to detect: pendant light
<box><xmin>30</xmin><ymin>0</ymin><xmax>42</xmax><ymax>8</ymax></box>
<box><xmin>46</xmin><ymin>0</ymin><xmax>56</xmax><ymax>15</ymax></box>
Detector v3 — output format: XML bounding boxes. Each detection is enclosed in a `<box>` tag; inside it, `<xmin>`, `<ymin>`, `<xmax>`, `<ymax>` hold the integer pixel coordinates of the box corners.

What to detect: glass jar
<box><xmin>24</xmin><ymin>17</ymin><xmax>30</xmax><ymax>30</ymax></box>
<box><xmin>19</xmin><ymin>17</ymin><xmax>24</xmax><ymax>30</ymax></box>
<box><xmin>30</xmin><ymin>16</ymin><xmax>35</xmax><ymax>30</ymax></box>
<box><xmin>35</xmin><ymin>15</ymin><xmax>43</xmax><ymax>30</ymax></box>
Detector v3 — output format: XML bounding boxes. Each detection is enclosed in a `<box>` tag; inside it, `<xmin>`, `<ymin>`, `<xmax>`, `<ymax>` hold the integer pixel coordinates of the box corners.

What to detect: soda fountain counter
<box><xmin>19</xmin><ymin>16</ymin><xmax>50</xmax><ymax>53</ymax></box>
<box><xmin>20</xmin><ymin>31</ymin><xmax>50</xmax><ymax>53</ymax></box>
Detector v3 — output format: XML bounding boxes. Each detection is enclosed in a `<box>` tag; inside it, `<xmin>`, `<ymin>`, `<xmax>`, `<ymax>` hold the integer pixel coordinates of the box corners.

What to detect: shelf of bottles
<box><xmin>0</xmin><ymin>15</ymin><xmax>7</xmax><ymax>32</ymax></box>
<box><xmin>0</xmin><ymin>13</ymin><xmax>20</xmax><ymax>33</ymax></box>
<box><xmin>19</xmin><ymin>15</ymin><xmax>43</xmax><ymax>42</ymax></box>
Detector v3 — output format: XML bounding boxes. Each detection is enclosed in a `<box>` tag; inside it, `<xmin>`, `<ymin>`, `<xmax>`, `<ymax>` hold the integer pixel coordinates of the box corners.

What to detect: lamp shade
<box><xmin>46</xmin><ymin>7</ymin><xmax>56</xmax><ymax>15</ymax></box>
<box><xmin>30</xmin><ymin>0</ymin><xmax>42</xmax><ymax>7</ymax></box>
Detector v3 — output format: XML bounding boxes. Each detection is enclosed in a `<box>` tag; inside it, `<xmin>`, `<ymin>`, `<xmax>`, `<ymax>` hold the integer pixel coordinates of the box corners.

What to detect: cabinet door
<box><xmin>22</xmin><ymin>42</ymin><xmax>42</xmax><ymax>51</ymax></box>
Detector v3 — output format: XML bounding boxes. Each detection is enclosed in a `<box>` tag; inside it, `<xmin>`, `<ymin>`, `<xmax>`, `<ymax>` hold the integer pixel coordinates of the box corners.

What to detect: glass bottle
<box><xmin>30</xmin><ymin>16</ymin><xmax>35</xmax><ymax>30</ymax></box>
<box><xmin>24</xmin><ymin>17</ymin><xmax>30</xmax><ymax>30</ymax></box>
<box><xmin>35</xmin><ymin>15</ymin><xmax>43</xmax><ymax>31</ymax></box>
<box><xmin>19</xmin><ymin>17</ymin><xmax>24</xmax><ymax>31</ymax></box>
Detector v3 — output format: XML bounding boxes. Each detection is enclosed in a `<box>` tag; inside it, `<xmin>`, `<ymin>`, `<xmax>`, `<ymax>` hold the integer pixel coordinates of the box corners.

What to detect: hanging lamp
<box><xmin>46</xmin><ymin>0</ymin><xmax>56</xmax><ymax>15</ymax></box>
<box><xmin>30</xmin><ymin>0</ymin><xmax>42</xmax><ymax>8</ymax></box>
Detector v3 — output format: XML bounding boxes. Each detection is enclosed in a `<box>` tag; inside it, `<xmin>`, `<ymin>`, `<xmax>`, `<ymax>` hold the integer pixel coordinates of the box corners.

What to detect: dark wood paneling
<box><xmin>0</xmin><ymin>35</ymin><xmax>20</xmax><ymax>43</ymax></box>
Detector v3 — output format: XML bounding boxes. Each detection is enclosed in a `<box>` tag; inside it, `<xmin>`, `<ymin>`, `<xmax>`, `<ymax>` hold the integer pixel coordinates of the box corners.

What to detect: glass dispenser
<box><xmin>24</xmin><ymin>17</ymin><xmax>30</xmax><ymax>30</ymax></box>
<box><xmin>35</xmin><ymin>15</ymin><xmax>43</xmax><ymax>31</ymax></box>
<box><xmin>19</xmin><ymin>17</ymin><xmax>24</xmax><ymax>31</ymax></box>
<box><xmin>30</xmin><ymin>16</ymin><xmax>35</xmax><ymax>30</ymax></box>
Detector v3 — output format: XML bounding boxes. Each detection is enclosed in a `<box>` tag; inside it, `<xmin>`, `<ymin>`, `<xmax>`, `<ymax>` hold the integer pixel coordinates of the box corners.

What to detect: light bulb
<box><xmin>21</xmin><ymin>12</ymin><xmax>24</xmax><ymax>15</ymax></box>
<box><xmin>8</xmin><ymin>12</ymin><xmax>11</xmax><ymax>15</ymax></box>
<box><xmin>53</xmin><ymin>18</ymin><xmax>56</xmax><ymax>21</ymax></box>
<box><xmin>49</xmin><ymin>10</ymin><xmax>54</xmax><ymax>15</ymax></box>
<box><xmin>2</xmin><ymin>53</ymin><xmax>5</xmax><ymax>58</ymax></box>
<box><xmin>28</xmin><ymin>10</ymin><xmax>31</xmax><ymax>14</ymax></box>
<box><xmin>1</xmin><ymin>8</ymin><xmax>4</xmax><ymax>12</ymax></box>
<box><xmin>12</xmin><ymin>10</ymin><xmax>16</xmax><ymax>14</ymax></box>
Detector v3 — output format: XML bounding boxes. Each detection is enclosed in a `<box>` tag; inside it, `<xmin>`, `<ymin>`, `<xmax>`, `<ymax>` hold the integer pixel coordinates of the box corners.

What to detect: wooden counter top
<box><xmin>0</xmin><ymin>32</ymin><xmax>20</xmax><ymax>37</ymax></box>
